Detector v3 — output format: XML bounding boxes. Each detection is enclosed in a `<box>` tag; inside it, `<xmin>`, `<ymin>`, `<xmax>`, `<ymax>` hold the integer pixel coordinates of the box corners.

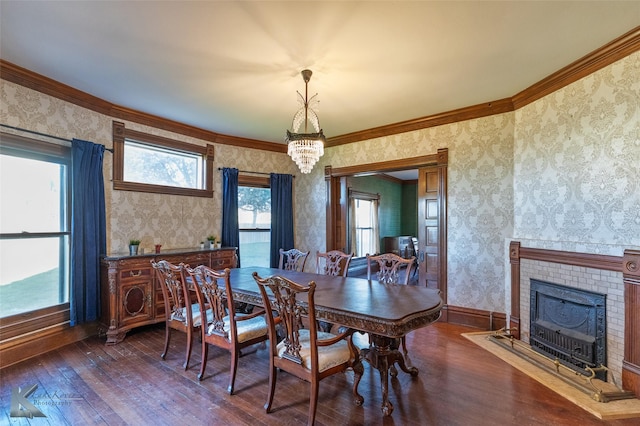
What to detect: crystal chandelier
<box><xmin>286</xmin><ymin>69</ymin><xmax>325</xmax><ymax>174</ymax></box>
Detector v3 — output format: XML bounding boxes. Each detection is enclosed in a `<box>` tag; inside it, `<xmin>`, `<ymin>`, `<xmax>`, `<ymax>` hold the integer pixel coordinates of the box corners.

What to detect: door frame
<box><xmin>324</xmin><ymin>148</ymin><xmax>448</xmax><ymax>302</ymax></box>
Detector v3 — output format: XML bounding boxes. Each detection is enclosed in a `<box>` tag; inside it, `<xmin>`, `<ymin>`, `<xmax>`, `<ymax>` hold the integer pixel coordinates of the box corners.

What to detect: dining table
<box><xmin>227</xmin><ymin>266</ymin><xmax>443</xmax><ymax>416</ymax></box>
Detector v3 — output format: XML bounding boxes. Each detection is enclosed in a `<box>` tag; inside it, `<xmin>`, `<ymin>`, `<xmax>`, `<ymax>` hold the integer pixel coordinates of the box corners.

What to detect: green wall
<box><xmin>401</xmin><ymin>182</ymin><xmax>417</xmax><ymax>236</ymax></box>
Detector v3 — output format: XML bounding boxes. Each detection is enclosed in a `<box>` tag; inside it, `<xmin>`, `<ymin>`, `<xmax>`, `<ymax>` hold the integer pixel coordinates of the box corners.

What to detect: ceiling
<box><xmin>1</xmin><ymin>2</ymin><xmax>638</xmax><ymax>145</ymax></box>
<box><xmin>384</xmin><ymin>170</ymin><xmax>419</xmax><ymax>181</ymax></box>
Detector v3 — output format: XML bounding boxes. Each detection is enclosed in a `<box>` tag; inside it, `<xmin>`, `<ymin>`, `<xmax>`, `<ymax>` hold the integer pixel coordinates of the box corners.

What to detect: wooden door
<box><xmin>417</xmin><ymin>155</ymin><xmax>447</xmax><ymax>302</ymax></box>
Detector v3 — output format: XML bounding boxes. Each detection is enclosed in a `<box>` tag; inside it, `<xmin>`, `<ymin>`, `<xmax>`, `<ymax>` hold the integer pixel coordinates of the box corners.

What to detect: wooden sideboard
<box><xmin>100</xmin><ymin>247</ymin><xmax>237</xmax><ymax>344</ymax></box>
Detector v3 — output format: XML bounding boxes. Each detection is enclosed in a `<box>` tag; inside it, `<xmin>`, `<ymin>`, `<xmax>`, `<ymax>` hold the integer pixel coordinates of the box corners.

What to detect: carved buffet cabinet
<box><xmin>100</xmin><ymin>247</ymin><xmax>237</xmax><ymax>344</ymax></box>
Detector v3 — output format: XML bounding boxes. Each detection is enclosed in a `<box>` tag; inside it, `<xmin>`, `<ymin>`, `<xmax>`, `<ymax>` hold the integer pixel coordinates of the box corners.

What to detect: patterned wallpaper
<box><xmin>0</xmin><ymin>80</ymin><xmax>295</xmax><ymax>255</ymax></box>
<box><xmin>1</xmin><ymin>50</ymin><xmax>637</xmax><ymax>315</ymax></box>
<box><xmin>302</xmin><ymin>113</ymin><xmax>515</xmax><ymax>311</ymax></box>
<box><xmin>513</xmin><ymin>51</ymin><xmax>640</xmax><ymax>256</ymax></box>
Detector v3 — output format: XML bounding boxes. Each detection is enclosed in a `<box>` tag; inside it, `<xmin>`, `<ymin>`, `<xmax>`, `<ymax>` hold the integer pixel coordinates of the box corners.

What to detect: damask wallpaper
<box><xmin>513</xmin><ymin>51</ymin><xmax>640</xmax><ymax>255</ymax></box>
<box><xmin>0</xmin><ymin>80</ymin><xmax>295</xmax><ymax>255</ymax></box>
<box><xmin>1</xmin><ymin>51</ymin><xmax>637</xmax><ymax>316</ymax></box>
<box><xmin>303</xmin><ymin>112</ymin><xmax>515</xmax><ymax>312</ymax></box>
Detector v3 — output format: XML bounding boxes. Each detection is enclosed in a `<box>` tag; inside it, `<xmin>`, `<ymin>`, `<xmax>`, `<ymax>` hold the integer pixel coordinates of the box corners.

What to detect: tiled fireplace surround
<box><xmin>509</xmin><ymin>242</ymin><xmax>640</xmax><ymax>397</ymax></box>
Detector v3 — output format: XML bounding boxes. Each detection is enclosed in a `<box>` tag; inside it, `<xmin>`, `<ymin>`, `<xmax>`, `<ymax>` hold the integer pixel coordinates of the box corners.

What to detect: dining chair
<box><xmin>315</xmin><ymin>250</ymin><xmax>353</xmax><ymax>277</ymax></box>
<box><xmin>315</xmin><ymin>250</ymin><xmax>353</xmax><ymax>332</ymax></box>
<box><xmin>151</xmin><ymin>260</ymin><xmax>203</xmax><ymax>370</ymax></box>
<box><xmin>367</xmin><ymin>252</ymin><xmax>415</xmax><ymax>285</ymax></box>
<box><xmin>410</xmin><ymin>237</ymin><xmax>419</xmax><ymax>278</ymax></box>
<box><xmin>278</xmin><ymin>248</ymin><xmax>310</xmax><ymax>272</ymax></box>
<box><xmin>366</xmin><ymin>253</ymin><xmax>416</xmax><ymax>355</ymax></box>
<box><xmin>183</xmin><ymin>265</ymin><xmax>268</xmax><ymax>394</ymax></box>
<box><xmin>252</xmin><ymin>272</ymin><xmax>363</xmax><ymax>426</ymax></box>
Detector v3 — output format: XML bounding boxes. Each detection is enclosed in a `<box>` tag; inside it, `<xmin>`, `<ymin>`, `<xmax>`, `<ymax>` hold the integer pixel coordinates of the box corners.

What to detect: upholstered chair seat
<box><xmin>173</xmin><ymin>303</ymin><xmax>213</xmax><ymax>327</ymax></box>
<box><xmin>277</xmin><ymin>329</ymin><xmax>352</xmax><ymax>372</ymax></box>
<box><xmin>214</xmin><ymin>313</ymin><xmax>268</xmax><ymax>344</ymax></box>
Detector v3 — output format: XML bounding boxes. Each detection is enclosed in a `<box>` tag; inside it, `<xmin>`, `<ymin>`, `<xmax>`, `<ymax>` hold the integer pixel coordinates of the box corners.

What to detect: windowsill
<box><xmin>0</xmin><ymin>303</ymin><xmax>70</xmax><ymax>341</ymax></box>
<box><xmin>113</xmin><ymin>180</ymin><xmax>213</xmax><ymax>198</ymax></box>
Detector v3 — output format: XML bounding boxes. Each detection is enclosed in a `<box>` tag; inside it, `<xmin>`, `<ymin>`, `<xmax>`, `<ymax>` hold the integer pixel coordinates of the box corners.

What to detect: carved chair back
<box><xmin>152</xmin><ymin>260</ymin><xmax>191</xmax><ymax>325</ymax></box>
<box><xmin>366</xmin><ymin>253</ymin><xmax>415</xmax><ymax>285</ymax></box>
<box><xmin>278</xmin><ymin>248</ymin><xmax>310</xmax><ymax>272</ymax></box>
<box><xmin>316</xmin><ymin>250</ymin><xmax>353</xmax><ymax>277</ymax></box>
<box><xmin>185</xmin><ymin>265</ymin><xmax>233</xmax><ymax>338</ymax></box>
<box><xmin>255</xmin><ymin>273</ymin><xmax>314</xmax><ymax>364</ymax></box>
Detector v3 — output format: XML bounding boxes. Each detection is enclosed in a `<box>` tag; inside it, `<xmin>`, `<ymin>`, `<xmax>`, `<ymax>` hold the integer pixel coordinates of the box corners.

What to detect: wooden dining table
<box><xmin>228</xmin><ymin>266</ymin><xmax>443</xmax><ymax>416</ymax></box>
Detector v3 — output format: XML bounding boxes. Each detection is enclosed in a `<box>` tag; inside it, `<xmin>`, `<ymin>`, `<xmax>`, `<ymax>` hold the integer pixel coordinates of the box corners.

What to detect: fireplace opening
<box><xmin>530</xmin><ymin>279</ymin><xmax>606</xmax><ymax>381</ymax></box>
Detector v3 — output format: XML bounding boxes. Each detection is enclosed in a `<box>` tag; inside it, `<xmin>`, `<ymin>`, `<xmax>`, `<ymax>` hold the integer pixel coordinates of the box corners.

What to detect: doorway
<box><xmin>325</xmin><ymin>148</ymin><xmax>448</xmax><ymax>302</ymax></box>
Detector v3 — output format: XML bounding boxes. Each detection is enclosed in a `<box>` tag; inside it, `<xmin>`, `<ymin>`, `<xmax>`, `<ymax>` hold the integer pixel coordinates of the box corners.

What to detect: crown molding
<box><xmin>0</xmin><ymin>60</ymin><xmax>286</xmax><ymax>153</ymax></box>
<box><xmin>2</xmin><ymin>25</ymin><xmax>638</xmax><ymax>151</ymax></box>
<box><xmin>326</xmin><ymin>25</ymin><xmax>640</xmax><ymax>148</ymax></box>
<box><xmin>512</xmin><ymin>25</ymin><xmax>640</xmax><ymax>109</ymax></box>
<box><xmin>325</xmin><ymin>98</ymin><xmax>514</xmax><ymax>147</ymax></box>
<box><xmin>0</xmin><ymin>60</ymin><xmax>113</xmax><ymax>116</ymax></box>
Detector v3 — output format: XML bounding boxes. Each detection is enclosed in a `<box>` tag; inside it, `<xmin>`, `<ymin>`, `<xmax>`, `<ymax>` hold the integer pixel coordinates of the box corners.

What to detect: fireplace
<box><xmin>529</xmin><ymin>279</ymin><xmax>607</xmax><ymax>381</ymax></box>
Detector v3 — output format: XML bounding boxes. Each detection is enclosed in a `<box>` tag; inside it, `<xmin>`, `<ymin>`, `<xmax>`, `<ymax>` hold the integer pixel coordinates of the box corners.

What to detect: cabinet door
<box><xmin>119</xmin><ymin>281</ymin><xmax>153</xmax><ymax>325</ymax></box>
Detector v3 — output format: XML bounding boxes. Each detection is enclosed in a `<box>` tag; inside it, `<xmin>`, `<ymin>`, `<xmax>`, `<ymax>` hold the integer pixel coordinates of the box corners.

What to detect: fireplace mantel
<box><xmin>509</xmin><ymin>241</ymin><xmax>640</xmax><ymax>398</ymax></box>
<box><xmin>622</xmin><ymin>249</ymin><xmax>640</xmax><ymax>399</ymax></box>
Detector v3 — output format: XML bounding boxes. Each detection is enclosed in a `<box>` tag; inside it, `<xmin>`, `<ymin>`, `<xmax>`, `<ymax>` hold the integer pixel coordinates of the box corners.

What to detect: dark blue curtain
<box><xmin>70</xmin><ymin>139</ymin><xmax>106</xmax><ymax>325</ymax></box>
<box><xmin>222</xmin><ymin>168</ymin><xmax>240</xmax><ymax>267</ymax></box>
<box><xmin>270</xmin><ymin>173</ymin><xmax>294</xmax><ymax>268</ymax></box>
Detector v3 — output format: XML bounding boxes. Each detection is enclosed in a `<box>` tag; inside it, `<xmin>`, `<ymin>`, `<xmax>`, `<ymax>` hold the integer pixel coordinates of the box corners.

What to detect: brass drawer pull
<box><xmin>129</xmin><ymin>270</ymin><xmax>142</xmax><ymax>277</ymax></box>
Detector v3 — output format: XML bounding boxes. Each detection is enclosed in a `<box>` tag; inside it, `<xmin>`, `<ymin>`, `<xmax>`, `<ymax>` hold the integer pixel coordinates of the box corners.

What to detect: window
<box><xmin>349</xmin><ymin>190</ymin><xmax>380</xmax><ymax>257</ymax></box>
<box><xmin>123</xmin><ymin>140</ymin><xmax>204</xmax><ymax>189</ymax></box>
<box><xmin>0</xmin><ymin>134</ymin><xmax>70</xmax><ymax>320</ymax></box>
<box><xmin>238</xmin><ymin>177</ymin><xmax>271</xmax><ymax>267</ymax></box>
<box><xmin>112</xmin><ymin>121</ymin><xmax>214</xmax><ymax>197</ymax></box>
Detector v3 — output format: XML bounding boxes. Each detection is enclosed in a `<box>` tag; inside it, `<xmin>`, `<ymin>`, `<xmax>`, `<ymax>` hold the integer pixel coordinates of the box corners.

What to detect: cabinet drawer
<box><xmin>211</xmin><ymin>249</ymin><xmax>234</xmax><ymax>259</ymax></box>
<box><xmin>161</xmin><ymin>253</ymin><xmax>210</xmax><ymax>267</ymax></box>
<box><xmin>210</xmin><ymin>257</ymin><xmax>234</xmax><ymax>270</ymax></box>
<box><xmin>119</xmin><ymin>268</ymin><xmax>153</xmax><ymax>282</ymax></box>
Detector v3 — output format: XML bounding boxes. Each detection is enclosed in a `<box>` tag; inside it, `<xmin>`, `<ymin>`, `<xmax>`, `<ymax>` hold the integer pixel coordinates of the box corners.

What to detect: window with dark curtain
<box><xmin>222</xmin><ymin>167</ymin><xmax>240</xmax><ymax>267</ymax></box>
<box><xmin>269</xmin><ymin>173</ymin><xmax>294</xmax><ymax>268</ymax></box>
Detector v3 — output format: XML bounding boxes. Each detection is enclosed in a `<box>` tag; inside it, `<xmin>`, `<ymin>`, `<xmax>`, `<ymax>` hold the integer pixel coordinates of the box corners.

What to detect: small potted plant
<box><xmin>207</xmin><ymin>235</ymin><xmax>217</xmax><ymax>249</ymax></box>
<box><xmin>129</xmin><ymin>239</ymin><xmax>141</xmax><ymax>256</ymax></box>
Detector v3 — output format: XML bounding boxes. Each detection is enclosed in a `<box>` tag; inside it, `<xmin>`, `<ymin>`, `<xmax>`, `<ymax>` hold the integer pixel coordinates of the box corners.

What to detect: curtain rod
<box><xmin>217</xmin><ymin>167</ymin><xmax>295</xmax><ymax>178</ymax></box>
<box><xmin>1</xmin><ymin>123</ymin><xmax>113</xmax><ymax>153</ymax></box>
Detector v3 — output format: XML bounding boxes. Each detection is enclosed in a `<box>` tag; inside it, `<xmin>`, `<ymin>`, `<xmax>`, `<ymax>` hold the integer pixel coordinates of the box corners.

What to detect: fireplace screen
<box><xmin>530</xmin><ymin>279</ymin><xmax>606</xmax><ymax>381</ymax></box>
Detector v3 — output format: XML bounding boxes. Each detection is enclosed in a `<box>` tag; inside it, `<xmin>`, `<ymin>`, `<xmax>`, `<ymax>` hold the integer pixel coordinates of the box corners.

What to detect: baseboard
<box><xmin>443</xmin><ymin>305</ymin><xmax>507</xmax><ymax>331</ymax></box>
<box><xmin>0</xmin><ymin>322</ymin><xmax>98</xmax><ymax>369</ymax></box>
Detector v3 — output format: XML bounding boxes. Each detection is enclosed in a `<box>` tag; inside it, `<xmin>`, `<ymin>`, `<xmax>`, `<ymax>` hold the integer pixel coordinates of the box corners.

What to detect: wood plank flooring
<box><xmin>1</xmin><ymin>322</ymin><xmax>637</xmax><ymax>425</ymax></box>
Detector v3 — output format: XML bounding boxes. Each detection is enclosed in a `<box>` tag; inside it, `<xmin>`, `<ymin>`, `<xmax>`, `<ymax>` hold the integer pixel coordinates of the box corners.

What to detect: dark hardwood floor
<box><xmin>1</xmin><ymin>322</ymin><xmax>637</xmax><ymax>425</ymax></box>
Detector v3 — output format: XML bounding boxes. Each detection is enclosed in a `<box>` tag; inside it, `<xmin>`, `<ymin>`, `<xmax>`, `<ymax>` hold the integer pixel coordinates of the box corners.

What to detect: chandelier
<box><xmin>286</xmin><ymin>69</ymin><xmax>325</xmax><ymax>174</ymax></box>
